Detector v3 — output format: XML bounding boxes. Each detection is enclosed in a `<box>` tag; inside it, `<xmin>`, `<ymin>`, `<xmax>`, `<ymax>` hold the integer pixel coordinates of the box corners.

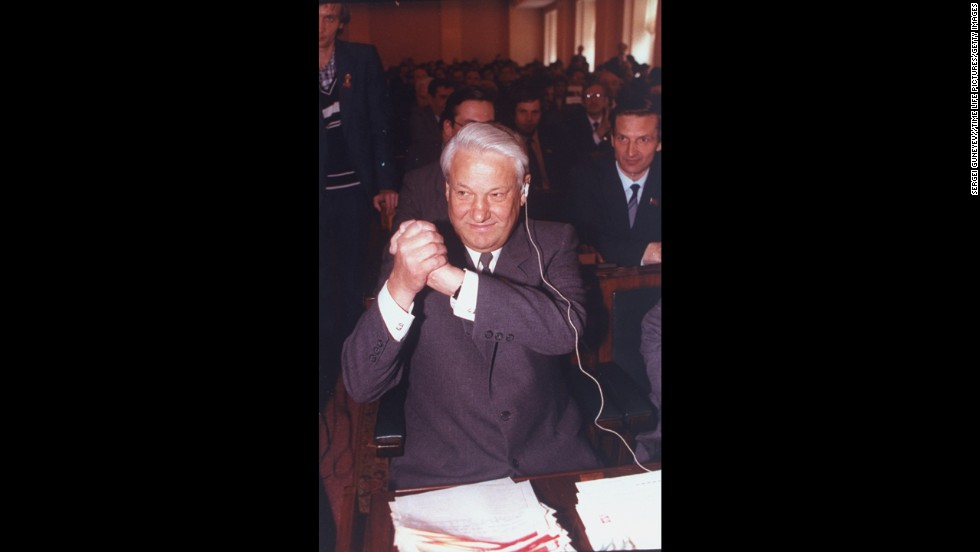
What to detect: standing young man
<box><xmin>319</xmin><ymin>3</ymin><xmax>398</xmax><ymax>550</ymax></box>
<box><xmin>319</xmin><ymin>1</ymin><xmax>399</xmax><ymax>403</ymax></box>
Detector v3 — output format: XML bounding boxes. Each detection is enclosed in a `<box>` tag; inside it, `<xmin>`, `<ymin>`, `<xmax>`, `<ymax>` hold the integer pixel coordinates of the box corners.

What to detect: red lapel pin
<box><xmin>343</xmin><ymin>73</ymin><xmax>352</xmax><ymax>88</ymax></box>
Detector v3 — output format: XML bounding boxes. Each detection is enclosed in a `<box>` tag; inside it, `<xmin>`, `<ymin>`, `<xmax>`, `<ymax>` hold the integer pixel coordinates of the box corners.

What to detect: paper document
<box><xmin>575</xmin><ymin>470</ymin><xmax>661</xmax><ymax>550</ymax></box>
<box><xmin>389</xmin><ymin>477</ymin><xmax>574</xmax><ymax>552</ymax></box>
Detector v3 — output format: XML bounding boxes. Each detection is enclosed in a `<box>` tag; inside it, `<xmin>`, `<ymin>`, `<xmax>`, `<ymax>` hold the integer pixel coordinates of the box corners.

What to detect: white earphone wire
<box><xmin>522</xmin><ymin>193</ymin><xmax>653</xmax><ymax>473</ymax></box>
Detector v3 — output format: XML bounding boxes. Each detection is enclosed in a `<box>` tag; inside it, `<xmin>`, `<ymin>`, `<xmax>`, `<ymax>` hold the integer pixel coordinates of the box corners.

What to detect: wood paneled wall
<box><xmin>344</xmin><ymin>1</ymin><xmax>510</xmax><ymax>68</ymax></box>
<box><xmin>341</xmin><ymin>0</ymin><xmax>658</xmax><ymax>71</ymax></box>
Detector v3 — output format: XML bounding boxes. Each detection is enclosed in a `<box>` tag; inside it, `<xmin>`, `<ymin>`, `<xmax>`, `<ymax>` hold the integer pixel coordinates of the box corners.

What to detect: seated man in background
<box><xmin>405</xmin><ymin>77</ymin><xmax>456</xmax><ymax>171</ymax></box>
<box><xmin>508</xmin><ymin>85</ymin><xmax>567</xmax><ymax>194</ymax></box>
<box><xmin>570</xmin><ymin>94</ymin><xmax>661</xmax><ymax>266</ymax></box>
<box><xmin>562</xmin><ymin>81</ymin><xmax>614</xmax><ymax>162</ymax></box>
<box><xmin>633</xmin><ymin>298</ymin><xmax>661</xmax><ymax>462</ymax></box>
<box><xmin>393</xmin><ymin>86</ymin><xmax>496</xmax><ymax>229</ymax></box>
<box><xmin>343</xmin><ymin>122</ymin><xmax>601</xmax><ymax>489</ymax></box>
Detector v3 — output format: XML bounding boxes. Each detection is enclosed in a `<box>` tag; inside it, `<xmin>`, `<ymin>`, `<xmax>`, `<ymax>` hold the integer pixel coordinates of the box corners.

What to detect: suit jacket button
<box><xmin>511</xmin><ymin>458</ymin><xmax>520</xmax><ymax>469</ymax></box>
<box><xmin>500</xmin><ymin>411</ymin><xmax>511</xmax><ymax>421</ymax></box>
<box><xmin>495</xmin><ymin>332</ymin><xmax>503</xmax><ymax>341</ymax></box>
<box><xmin>485</xmin><ymin>331</ymin><xmax>494</xmax><ymax>339</ymax></box>
<box><xmin>506</xmin><ymin>334</ymin><xmax>514</xmax><ymax>342</ymax></box>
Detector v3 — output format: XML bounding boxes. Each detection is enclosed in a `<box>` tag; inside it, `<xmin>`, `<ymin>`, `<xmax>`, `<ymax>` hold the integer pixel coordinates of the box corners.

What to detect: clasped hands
<box><xmin>386</xmin><ymin>220</ymin><xmax>465</xmax><ymax>311</ymax></box>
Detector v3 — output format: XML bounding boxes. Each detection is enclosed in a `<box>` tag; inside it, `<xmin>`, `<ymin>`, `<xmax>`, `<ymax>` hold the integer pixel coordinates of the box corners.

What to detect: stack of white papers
<box><xmin>389</xmin><ymin>477</ymin><xmax>575</xmax><ymax>552</ymax></box>
<box><xmin>575</xmin><ymin>470</ymin><xmax>661</xmax><ymax>550</ymax></box>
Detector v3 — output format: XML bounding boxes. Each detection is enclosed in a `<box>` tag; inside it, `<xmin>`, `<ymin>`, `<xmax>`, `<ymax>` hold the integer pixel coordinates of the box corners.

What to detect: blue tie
<box><xmin>627</xmin><ymin>183</ymin><xmax>640</xmax><ymax>228</ymax></box>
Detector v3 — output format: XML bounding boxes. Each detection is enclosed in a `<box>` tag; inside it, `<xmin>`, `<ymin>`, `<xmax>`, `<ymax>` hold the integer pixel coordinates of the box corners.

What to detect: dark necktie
<box><xmin>479</xmin><ymin>252</ymin><xmax>493</xmax><ymax>275</ymax></box>
<box><xmin>627</xmin><ymin>183</ymin><xmax>640</xmax><ymax>228</ymax></box>
<box><xmin>592</xmin><ymin>121</ymin><xmax>599</xmax><ymax>132</ymax></box>
<box><xmin>526</xmin><ymin>136</ymin><xmax>550</xmax><ymax>190</ymax></box>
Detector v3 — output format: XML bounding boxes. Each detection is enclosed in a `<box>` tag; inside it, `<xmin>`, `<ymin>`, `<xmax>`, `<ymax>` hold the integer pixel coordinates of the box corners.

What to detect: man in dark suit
<box><xmin>319</xmin><ymin>1</ymin><xmax>399</xmax><ymax>404</ymax></box>
<box><xmin>509</xmin><ymin>86</ymin><xmax>567</xmax><ymax>192</ymax></box>
<box><xmin>506</xmin><ymin>85</ymin><xmax>573</xmax><ymax>223</ymax></box>
<box><xmin>319</xmin><ymin>6</ymin><xmax>397</xmax><ymax>547</ymax></box>
<box><xmin>404</xmin><ymin>78</ymin><xmax>455</xmax><ymax>171</ymax></box>
<box><xmin>571</xmin><ymin>95</ymin><xmax>662</xmax><ymax>267</ymax></box>
<box><xmin>393</xmin><ymin>86</ymin><xmax>496</xmax><ymax>230</ymax></box>
<box><xmin>343</xmin><ymin>123</ymin><xmax>601</xmax><ymax>489</ymax></box>
<box><xmin>561</xmin><ymin>81</ymin><xmax>614</xmax><ymax>162</ymax></box>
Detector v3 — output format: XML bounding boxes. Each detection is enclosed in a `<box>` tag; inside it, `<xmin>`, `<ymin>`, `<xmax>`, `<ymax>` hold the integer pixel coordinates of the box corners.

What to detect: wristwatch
<box><xmin>452</xmin><ymin>270</ymin><xmax>466</xmax><ymax>300</ymax></box>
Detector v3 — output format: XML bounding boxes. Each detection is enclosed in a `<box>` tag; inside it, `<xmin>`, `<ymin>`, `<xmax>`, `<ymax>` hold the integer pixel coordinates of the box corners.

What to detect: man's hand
<box><xmin>642</xmin><ymin>242</ymin><xmax>662</xmax><ymax>265</ymax></box>
<box><xmin>374</xmin><ymin>189</ymin><xmax>399</xmax><ymax>218</ymax></box>
<box><xmin>426</xmin><ymin>264</ymin><xmax>466</xmax><ymax>297</ymax></box>
<box><xmin>387</xmin><ymin>220</ymin><xmax>447</xmax><ymax>310</ymax></box>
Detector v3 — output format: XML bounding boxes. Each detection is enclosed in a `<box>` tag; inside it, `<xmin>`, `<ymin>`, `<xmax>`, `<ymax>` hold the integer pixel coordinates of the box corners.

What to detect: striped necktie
<box><xmin>627</xmin><ymin>183</ymin><xmax>640</xmax><ymax>228</ymax></box>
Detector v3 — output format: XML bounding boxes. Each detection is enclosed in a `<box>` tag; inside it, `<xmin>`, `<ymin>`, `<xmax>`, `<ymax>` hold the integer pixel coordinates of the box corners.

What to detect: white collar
<box><xmin>465</xmin><ymin>246</ymin><xmax>503</xmax><ymax>273</ymax></box>
<box><xmin>615</xmin><ymin>163</ymin><xmax>650</xmax><ymax>197</ymax></box>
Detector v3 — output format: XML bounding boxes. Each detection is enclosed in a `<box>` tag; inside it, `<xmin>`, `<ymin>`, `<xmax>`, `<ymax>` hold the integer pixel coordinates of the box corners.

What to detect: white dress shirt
<box><xmin>378</xmin><ymin>245</ymin><xmax>503</xmax><ymax>340</ymax></box>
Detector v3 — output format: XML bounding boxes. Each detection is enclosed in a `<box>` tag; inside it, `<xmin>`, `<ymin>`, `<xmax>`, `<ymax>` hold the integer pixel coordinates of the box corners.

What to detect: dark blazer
<box><xmin>560</xmin><ymin>105</ymin><xmax>613</xmax><ymax>162</ymax></box>
<box><xmin>343</xmin><ymin>218</ymin><xmax>601</xmax><ymax>489</ymax></box>
<box><xmin>391</xmin><ymin>160</ymin><xmax>447</xmax><ymax>231</ymax></box>
<box><xmin>526</xmin><ymin>123</ymin><xmax>572</xmax><ymax>191</ymax></box>
<box><xmin>404</xmin><ymin>105</ymin><xmax>442</xmax><ymax>171</ymax></box>
<box><xmin>570</xmin><ymin>156</ymin><xmax>661</xmax><ymax>266</ymax></box>
<box><xmin>323</xmin><ymin>40</ymin><xmax>397</xmax><ymax>196</ymax></box>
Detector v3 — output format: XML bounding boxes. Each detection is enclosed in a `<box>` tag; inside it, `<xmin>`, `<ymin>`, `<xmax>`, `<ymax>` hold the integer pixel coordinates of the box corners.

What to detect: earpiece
<box><xmin>522</xmin><ymin>183</ymin><xmax>529</xmax><ymax>200</ymax></box>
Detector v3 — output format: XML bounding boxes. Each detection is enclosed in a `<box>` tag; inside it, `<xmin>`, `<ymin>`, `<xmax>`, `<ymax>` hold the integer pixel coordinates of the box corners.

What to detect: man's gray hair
<box><xmin>441</xmin><ymin>122</ymin><xmax>529</xmax><ymax>189</ymax></box>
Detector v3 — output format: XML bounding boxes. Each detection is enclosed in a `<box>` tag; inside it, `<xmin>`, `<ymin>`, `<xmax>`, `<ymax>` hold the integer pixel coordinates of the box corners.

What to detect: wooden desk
<box><xmin>361</xmin><ymin>462</ymin><xmax>661</xmax><ymax>552</ymax></box>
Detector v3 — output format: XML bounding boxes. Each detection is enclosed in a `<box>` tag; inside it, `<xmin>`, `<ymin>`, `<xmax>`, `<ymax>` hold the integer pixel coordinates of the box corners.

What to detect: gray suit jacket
<box><xmin>391</xmin><ymin>160</ymin><xmax>447</xmax><ymax>231</ymax></box>
<box><xmin>634</xmin><ymin>299</ymin><xmax>661</xmax><ymax>462</ymax></box>
<box><xmin>343</xmin><ymin>218</ymin><xmax>601</xmax><ymax>488</ymax></box>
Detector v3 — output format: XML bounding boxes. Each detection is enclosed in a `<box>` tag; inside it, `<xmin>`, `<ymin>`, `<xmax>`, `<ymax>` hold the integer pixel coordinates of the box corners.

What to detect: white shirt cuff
<box><xmin>449</xmin><ymin>268</ymin><xmax>479</xmax><ymax>321</ymax></box>
<box><xmin>378</xmin><ymin>280</ymin><xmax>415</xmax><ymax>341</ymax></box>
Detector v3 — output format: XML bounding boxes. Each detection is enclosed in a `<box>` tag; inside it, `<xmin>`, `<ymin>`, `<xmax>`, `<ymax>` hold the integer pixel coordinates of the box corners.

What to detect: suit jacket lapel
<box><xmin>639</xmin><ymin>170</ymin><xmax>657</xmax><ymax>208</ymax></box>
<box><xmin>436</xmin><ymin>219</ymin><xmax>533</xmax><ymax>282</ymax></box>
<box><xmin>604</xmin><ymin>160</ymin><xmax>631</xmax><ymax>232</ymax></box>
<box><xmin>335</xmin><ymin>42</ymin><xmax>352</xmax><ymax>130</ymax></box>
<box><xmin>495</xmin><ymin>219</ymin><xmax>533</xmax><ymax>283</ymax></box>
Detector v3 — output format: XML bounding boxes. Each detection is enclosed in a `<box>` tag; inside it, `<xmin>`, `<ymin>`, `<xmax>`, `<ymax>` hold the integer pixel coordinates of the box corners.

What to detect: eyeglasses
<box><xmin>584</xmin><ymin>93</ymin><xmax>604</xmax><ymax>99</ymax></box>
